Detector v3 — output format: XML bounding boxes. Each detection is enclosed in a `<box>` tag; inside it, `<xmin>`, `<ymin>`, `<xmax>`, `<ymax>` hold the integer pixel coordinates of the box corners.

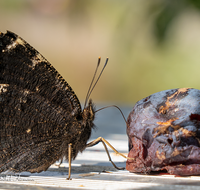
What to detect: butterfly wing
<box><xmin>0</xmin><ymin>83</ymin><xmax>76</xmax><ymax>172</ymax></box>
<box><xmin>0</xmin><ymin>31</ymin><xmax>85</xmax><ymax>172</ymax></box>
<box><xmin>0</xmin><ymin>31</ymin><xmax>82</xmax><ymax>116</ymax></box>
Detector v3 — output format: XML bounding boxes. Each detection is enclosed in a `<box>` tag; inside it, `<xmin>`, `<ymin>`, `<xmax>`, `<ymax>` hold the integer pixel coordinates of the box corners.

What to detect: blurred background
<box><xmin>1</xmin><ymin>0</ymin><xmax>200</xmax><ymax>105</ymax></box>
<box><xmin>2</xmin><ymin>0</ymin><xmax>200</xmax><ymax>176</ymax></box>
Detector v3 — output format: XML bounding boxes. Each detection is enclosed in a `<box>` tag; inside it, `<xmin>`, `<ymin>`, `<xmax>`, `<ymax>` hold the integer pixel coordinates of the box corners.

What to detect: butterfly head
<box><xmin>82</xmin><ymin>99</ymin><xmax>95</xmax><ymax>128</ymax></box>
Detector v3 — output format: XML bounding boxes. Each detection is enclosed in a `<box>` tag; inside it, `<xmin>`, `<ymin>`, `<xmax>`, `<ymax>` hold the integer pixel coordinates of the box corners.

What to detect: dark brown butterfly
<box><xmin>0</xmin><ymin>31</ymin><xmax>128</xmax><ymax>179</ymax></box>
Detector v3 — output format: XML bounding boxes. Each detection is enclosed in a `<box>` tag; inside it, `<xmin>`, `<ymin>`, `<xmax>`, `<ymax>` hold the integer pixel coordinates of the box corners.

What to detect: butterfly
<box><xmin>0</xmin><ymin>31</ymin><xmax>128</xmax><ymax>179</ymax></box>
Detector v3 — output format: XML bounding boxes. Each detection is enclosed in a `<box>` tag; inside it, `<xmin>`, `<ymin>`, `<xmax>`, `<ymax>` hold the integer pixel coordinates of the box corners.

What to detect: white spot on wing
<box><xmin>19</xmin><ymin>90</ymin><xmax>30</xmax><ymax>103</ymax></box>
<box><xmin>23</xmin><ymin>90</ymin><xmax>29</xmax><ymax>95</ymax></box>
<box><xmin>31</xmin><ymin>53</ymin><xmax>46</xmax><ymax>69</ymax></box>
<box><xmin>0</xmin><ymin>84</ymin><xmax>9</xmax><ymax>93</ymax></box>
<box><xmin>6</xmin><ymin>37</ymin><xmax>25</xmax><ymax>50</ymax></box>
<box><xmin>26</xmin><ymin>128</ymin><xmax>31</xmax><ymax>133</ymax></box>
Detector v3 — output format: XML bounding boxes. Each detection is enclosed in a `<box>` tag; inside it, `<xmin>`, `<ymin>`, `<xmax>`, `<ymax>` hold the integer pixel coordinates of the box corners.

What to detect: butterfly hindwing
<box><xmin>0</xmin><ymin>83</ymin><xmax>75</xmax><ymax>172</ymax></box>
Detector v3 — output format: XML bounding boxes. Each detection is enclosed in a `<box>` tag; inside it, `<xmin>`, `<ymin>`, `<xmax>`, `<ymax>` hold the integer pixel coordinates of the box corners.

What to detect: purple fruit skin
<box><xmin>126</xmin><ymin>88</ymin><xmax>200</xmax><ymax>175</ymax></box>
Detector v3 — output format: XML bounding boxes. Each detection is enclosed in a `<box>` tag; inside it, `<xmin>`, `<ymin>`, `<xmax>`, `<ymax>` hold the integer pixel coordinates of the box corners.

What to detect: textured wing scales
<box><xmin>0</xmin><ymin>83</ymin><xmax>76</xmax><ymax>172</ymax></box>
<box><xmin>0</xmin><ymin>31</ymin><xmax>81</xmax><ymax>116</ymax></box>
<box><xmin>0</xmin><ymin>137</ymin><xmax>63</xmax><ymax>173</ymax></box>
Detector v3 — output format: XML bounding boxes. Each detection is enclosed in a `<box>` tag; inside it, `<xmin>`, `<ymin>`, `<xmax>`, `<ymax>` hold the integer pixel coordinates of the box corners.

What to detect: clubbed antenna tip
<box><xmin>84</xmin><ymin>57</ymin><xmax>108</xmax><ymax>109</ymax></box>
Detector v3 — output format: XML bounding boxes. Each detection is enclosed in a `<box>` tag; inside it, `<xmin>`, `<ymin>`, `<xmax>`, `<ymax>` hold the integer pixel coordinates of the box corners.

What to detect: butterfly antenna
<box><xmin>86</xmin><ymin>58</ymin><xmax>108</xmax><ymax>105</ymax></box>
<box><xmin>84</xmin><ymin>57</ymin><xmax>101</xmax><ymax>109</ymax></box>
<box><xmin>95</xmin><ymin>105</ymin><xmax>127</xmax><ymax>123</ymax></box>
<box><xmin>84</xmin><ymin>57</ymin><xmax>108</xmax><ymax>109</ymax></box>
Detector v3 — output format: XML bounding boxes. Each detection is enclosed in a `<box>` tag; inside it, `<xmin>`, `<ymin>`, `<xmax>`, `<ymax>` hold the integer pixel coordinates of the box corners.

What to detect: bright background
<box><xmin>1</xmin><ymin>0</ymin><xmax>200</xmax><ymax>105</ymax></box>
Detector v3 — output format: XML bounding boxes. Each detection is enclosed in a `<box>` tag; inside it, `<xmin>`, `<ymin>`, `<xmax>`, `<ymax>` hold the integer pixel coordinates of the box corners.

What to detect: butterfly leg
<box><xmin>55</xmin><ymin>159</ymin><xmax>63</xmax><ymax>167</ymax></box>
<box><xmin>67</xmin><ymin>143</ymin><xmax>72</xmax><ymax>180</ymax></box>
<box><xmin>86</xmin><ymin>137</ymin><xmax>135</xmax><ymax>170</ymax></box>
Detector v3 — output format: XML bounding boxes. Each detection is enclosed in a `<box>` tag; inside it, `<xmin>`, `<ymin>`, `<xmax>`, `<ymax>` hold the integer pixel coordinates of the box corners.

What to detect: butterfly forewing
<box><xmin>0</xmin><ymin>31</ymin><xmax>81</xmax><ymax>116</ymax></box>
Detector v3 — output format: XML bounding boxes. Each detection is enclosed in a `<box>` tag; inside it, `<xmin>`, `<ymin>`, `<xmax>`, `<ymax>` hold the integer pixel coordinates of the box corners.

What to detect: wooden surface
<box><xmin>0</xmin><ymin>139</ymin><xmax>200</xmax><ymax>190</ymax></box>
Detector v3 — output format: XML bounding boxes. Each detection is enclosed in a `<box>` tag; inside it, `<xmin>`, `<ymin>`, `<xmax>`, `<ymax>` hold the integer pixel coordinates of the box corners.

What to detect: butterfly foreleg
<box><xmin>86</xmin><ymin>137</ymin><xmax>133</xmax><ymax>170</ymax></box>
<box><xmin>66</xmin><ymin>143</ymin><xmax>72</xmax><ymax>180</ymax></box>
<box><xmin>55</xmin><ymin>159</ymin><xmax>63</xmax><ymax>168</ymax></box>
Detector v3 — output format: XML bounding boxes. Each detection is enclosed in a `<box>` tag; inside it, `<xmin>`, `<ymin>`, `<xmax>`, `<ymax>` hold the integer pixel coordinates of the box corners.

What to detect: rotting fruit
<box><xmin>126</xmin><ymin>88</ymin><xmax>200</xmax><ymax>175</ymax></box>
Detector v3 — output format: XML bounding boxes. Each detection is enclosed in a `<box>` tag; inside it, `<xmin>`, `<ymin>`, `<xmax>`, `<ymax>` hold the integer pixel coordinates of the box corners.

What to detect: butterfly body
<box><xmin>0</xmin><ymin>31</ymin><xmax>95</xmax><ymax>173</ymax></box>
